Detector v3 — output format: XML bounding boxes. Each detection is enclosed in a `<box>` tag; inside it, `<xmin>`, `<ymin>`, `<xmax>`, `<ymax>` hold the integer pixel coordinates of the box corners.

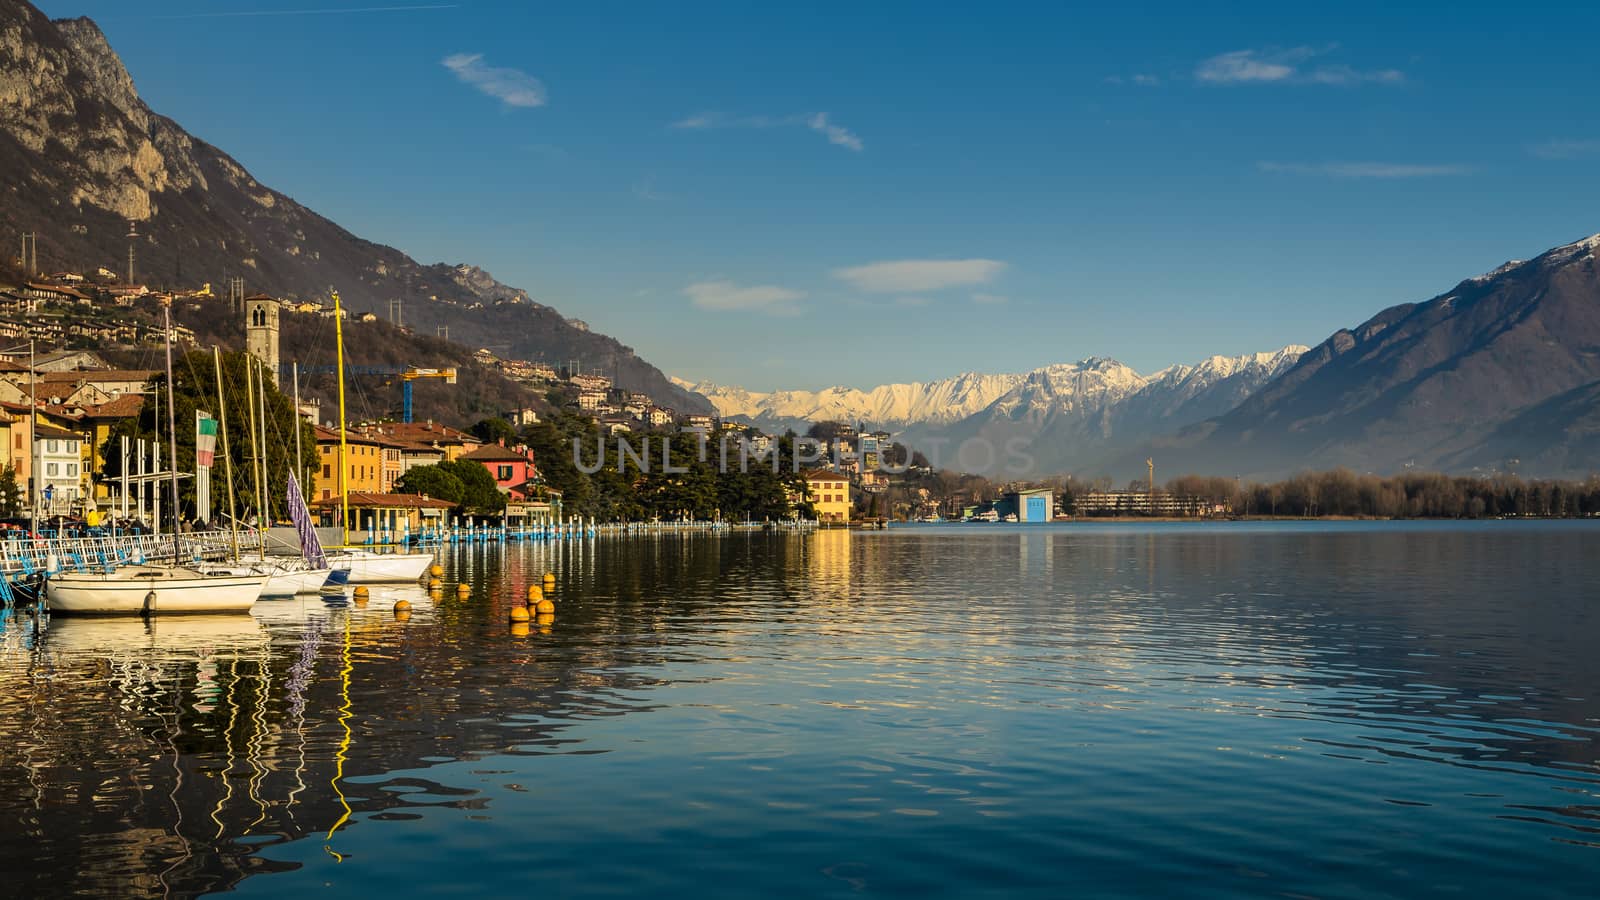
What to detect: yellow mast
<box><xmin>334</xmin><ymin>290</ymin><xmax>350</xmax><ymax>546</ymax></box>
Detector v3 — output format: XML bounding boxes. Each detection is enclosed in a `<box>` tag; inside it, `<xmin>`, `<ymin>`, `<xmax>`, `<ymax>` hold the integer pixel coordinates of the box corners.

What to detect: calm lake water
<box><xmin>2</xmin><ymin>522</ymin><xmax>1598</xmax><ymax>898</ymax></box>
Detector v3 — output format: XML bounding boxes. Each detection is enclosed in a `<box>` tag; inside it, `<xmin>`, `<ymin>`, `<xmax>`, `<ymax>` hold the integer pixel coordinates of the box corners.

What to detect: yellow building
<box><xmin>314</xmin><ymin>426</ymin><xmax>393</xmax><ymax>501</ymax></box>
<box><xmin>801</xmin><ymin>468</ymin><xmax>852</xmax><ymax>525</ymax></box>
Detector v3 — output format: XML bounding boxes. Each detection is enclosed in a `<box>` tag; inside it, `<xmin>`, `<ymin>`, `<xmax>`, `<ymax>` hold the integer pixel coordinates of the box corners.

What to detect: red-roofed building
<box><xmin>459</xmin><ymin>441</ymin><xmax>541</xmax><ymax>500</ymax></box>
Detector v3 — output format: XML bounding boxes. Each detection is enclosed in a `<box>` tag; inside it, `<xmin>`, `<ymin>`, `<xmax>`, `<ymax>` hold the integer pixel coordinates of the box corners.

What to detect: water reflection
<box><xmin>0</xmin><ymin>523</ymin><xmax>1596</xmax><ymax>897</ymax></box>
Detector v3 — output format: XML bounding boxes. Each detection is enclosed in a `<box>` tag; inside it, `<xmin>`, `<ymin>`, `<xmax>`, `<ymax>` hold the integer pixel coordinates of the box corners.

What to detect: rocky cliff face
<box><xmin>0</xmin><ymin>3</ymin><xmax>710</xmax><ymax>413</ymax></box>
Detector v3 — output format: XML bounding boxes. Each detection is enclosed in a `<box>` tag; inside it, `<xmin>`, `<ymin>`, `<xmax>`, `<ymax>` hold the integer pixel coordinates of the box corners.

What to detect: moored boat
<box><xmin>327</xmin><ymin>548</ymin><xmax>433</xmax><ymax>584</ymax></box>
<box><xmin>46</xmin><ymin>566</ymin><xmax>269</xmax><ymax>615</ymax></box>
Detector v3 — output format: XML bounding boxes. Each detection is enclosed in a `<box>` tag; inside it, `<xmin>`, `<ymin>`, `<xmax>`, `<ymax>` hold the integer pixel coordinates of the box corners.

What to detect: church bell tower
<box><xmin>244</xmin><ymin>294</ymin><xmax>281</xmax><ymax>387</ymax></box>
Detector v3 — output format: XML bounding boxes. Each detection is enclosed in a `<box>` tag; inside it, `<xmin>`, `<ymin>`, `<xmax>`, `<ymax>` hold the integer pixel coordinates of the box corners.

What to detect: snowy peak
<box><xmin>681</xmin><ymin>345</ymin><xmax>1307</xmax><ymax>430</ymax></box>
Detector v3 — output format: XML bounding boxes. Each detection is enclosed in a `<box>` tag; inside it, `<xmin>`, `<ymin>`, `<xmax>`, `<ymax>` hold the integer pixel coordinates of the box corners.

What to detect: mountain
<box><xmin>1150</xmin><ymin>233</ymin><xmax>1600</xmax><ymax>480</ymax></box>
<box><xmin>0</xmin><ymin>3</ymin><xmax>709</xmax><ymax>414</ymax></box>
<box><xmin>936</xmin><ymin>347</ymin><xmax>1306</xmax><ymax>476</ymax></box>
<box><xmin>685</xmin><ymin>347</ymin><xmax>1306</xmax><ymax>476</ymax></box>
<box><xmin>674</xmin><ymin>370</ymin><xmax>1027</xmax><ymax>434</ymax></box>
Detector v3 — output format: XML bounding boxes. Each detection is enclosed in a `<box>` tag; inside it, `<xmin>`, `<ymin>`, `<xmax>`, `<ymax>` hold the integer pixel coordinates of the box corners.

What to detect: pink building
<box><xmin>460</xmin><ymin>441</ymin><xmax>541</xmax><ymax>500</ymax></box>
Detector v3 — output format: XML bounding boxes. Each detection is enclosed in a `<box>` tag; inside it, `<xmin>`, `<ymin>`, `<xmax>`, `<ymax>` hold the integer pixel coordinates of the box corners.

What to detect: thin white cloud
<box><xmin>684</xmin><ymin>280</ymin><xmax>805</xmax><ymax>315</ymax></box>
<box><xmin>972</xmin><ymin>293</ymin><xmax>1009</xmax><ymax>305</ymax></box>
<box><xmin>833</xmin><ymin>259</ymin><xmax>1007</xmax><ymax>294</ymax></box>
<box><xmin>1257</xmin><ymin>161</ymin><xmax>1471</xmax><ymax>178</ymax></box>
<box><xmin>1197</xmin><ymin>46</ymin><xmax>1402</xmax><ymax>85</ymax></box>
<box><xmin>153</xmin><ymin>4</ymin><xmax>457</xmax><ymax>19</ymax></box>
<box><xmin>442</xmin><ymin>53</ymin><xmax>546</xmax><ymax>108</ymax></box>
<box><xmin>1529</xmin><ymin>139</ymin><xmax>1600</xmax><ymax>160</ymax></box>
<box><xmin>807</xmin><ymin>113</ymin><xmax>863</xmax><ymax>151</ymax></box>
<box><xmin>670</xmin><ymin>111</ymin><xmax>863</xmax><ymax>151</ymax></box>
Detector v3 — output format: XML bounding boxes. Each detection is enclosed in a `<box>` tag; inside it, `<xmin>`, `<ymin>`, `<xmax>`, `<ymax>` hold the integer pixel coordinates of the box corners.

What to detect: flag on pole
<box><xmin>195</xmin><ymin>413</ymin><xmax>218</xmax><ymax>467</ymax></box>
<box><xmin>286</xmin><ymin>471</ymin><xmax>327</xmax><ymax>569</ymax></box>
<box><xmin>195</xmin><ymin>411</ymin><xmax>217</xmax><ymax>521</ymax></box>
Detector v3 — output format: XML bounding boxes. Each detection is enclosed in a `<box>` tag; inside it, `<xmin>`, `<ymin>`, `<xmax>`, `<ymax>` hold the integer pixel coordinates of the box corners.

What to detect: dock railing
<box><xmin>0</xmin><ymin>529</ymin><xmax>250</xmax><ymax>578</ymax></box>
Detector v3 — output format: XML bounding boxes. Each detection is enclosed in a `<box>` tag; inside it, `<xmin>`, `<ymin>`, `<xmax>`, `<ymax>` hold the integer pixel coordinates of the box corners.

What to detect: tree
<box><xmin>439</xmin><ymin>459</ymin><xmax>507</xmax><ymax>514</ymax></box>
<box><xmin>394</xmin><ymin>465</ymin><xmax>466</xmax><ymax>504</ymax></box>
<box><xmin>0</xmin><ymin>464</ymin><xmax>19</xmax><ymax>517</ymax></box>
<box><xmin>471</xmin><ymin>417</ymin><xmax>518</xmax><ymax>445</ymax></box>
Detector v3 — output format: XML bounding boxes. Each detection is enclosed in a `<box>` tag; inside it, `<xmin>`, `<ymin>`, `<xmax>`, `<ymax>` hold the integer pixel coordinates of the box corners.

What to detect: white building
<box><xmin>35</xmin><ymin>424</ymin><xmax>82</xmax><ymax>516</ymax></box>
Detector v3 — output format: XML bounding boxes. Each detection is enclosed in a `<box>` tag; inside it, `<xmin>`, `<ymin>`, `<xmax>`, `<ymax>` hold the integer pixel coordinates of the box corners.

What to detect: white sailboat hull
<box><xmin>262</xmin><ymin>566</ymin><xmax>334</xmax><ymax>595</ymax></box>
<box><xmin>46</xmin><ymin>567</ymin><xmax>269</xmax><ymax>616</ymax></box>
<box><xmin>329</xmin><ymin>550</ymin><xmax>434</xmax><ymax>584</ymax></box>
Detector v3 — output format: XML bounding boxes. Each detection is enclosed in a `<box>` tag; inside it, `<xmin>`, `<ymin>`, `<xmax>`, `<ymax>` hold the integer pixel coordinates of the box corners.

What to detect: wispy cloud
<box><xmin>1529</xmin><ymin>139</ymin><xmax>1600</xmax><ymax>160</ymax></box>
<box><xmin>972</xmin><ymin>293</ymin><xmax>1009</xmax><ymax>305</ymax></box>
<box><xmin>151</xmin><ymin>4</ymin><xmax>457</xmax><ymax>19</ymax></box>
<box><xmin>671</xmin><ymin>111</ymin><xmax>864</xmax><ymax>151</ymax></box>
<box><xmin>833</xmin><ymin>259</ymin><xmax>1006</xmax><ymax>293</ymax></box>
<box><xmin>1105</xmin><ymin>74</ymin><xmax>1161</xmax><ymax>86</ymax></box>
<box><xmin>807</xmin><ymin>113</ymin><xmax>863</xmax><ymax>151</ymax></box>
<box><xmin>442</xmin><ymin>53</ymin><xmax>546</xmax><ymax>108</ymax></box>
<box><xmin>1257</xmin><ymin>161</ymin><xmax>1471</xmax><ymax>178</ymax></box>
<box><xmin>684</xmin><ymin>280</ymin><xmax>805</xmax><ymax>315</ymax></box>
<box><xmin>1197</xmin><ymin>46</ymin><xmax>1402</xmax><ymax>85</ymax></box>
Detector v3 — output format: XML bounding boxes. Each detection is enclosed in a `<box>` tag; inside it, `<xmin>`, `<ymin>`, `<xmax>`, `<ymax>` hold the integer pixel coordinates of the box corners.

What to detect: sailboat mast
<box><xmin>214</xmin><ymin>347</ymin><xmax>240</xmax><ymax>560</ymax></box>
<box><xmin>292</xmin><ymin>362</ymin><xmax>303</xmax><ymax>488</ymax></box>
<box><xmin>245</xmin><ymin>355</ymin><xmax>266</xmax><ymax>553</ymax></box>
<box><xmin>257</xmin><ymin>358</ymin><xmax>271</xmax><ymax>527</ymax></box>
<box><xmin>162</xmin><ymin>300</ymin><xmax>182</xmax><ymax>563</ymax></box>
<box><xmin>334</xmin><ymin>290</ymin><xmax>350</xmax><ymax>546</ymax></box>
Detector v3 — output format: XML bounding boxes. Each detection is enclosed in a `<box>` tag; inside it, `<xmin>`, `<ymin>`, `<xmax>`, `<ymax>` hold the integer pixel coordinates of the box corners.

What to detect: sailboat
<box><xmin>46</xmin><ymin>300</ymin><xmax>270</xmax><ymax>615</ymax></box>
<box><xmin>321</xmin><ymin>290</ymin><xmax>434</xmax><ymax>584</ymax></box>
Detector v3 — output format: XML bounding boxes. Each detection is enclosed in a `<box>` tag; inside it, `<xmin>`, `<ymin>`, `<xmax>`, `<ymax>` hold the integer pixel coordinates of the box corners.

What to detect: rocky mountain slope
<box><xmin>0</xmin><ymin>3</ymin><xmax>709</xmax><ymax>414</ymax></box>
<box><xmin>1147</xmin><ymin>233</ymin><xmax>1600</xmax><ymax>480</ymax></box>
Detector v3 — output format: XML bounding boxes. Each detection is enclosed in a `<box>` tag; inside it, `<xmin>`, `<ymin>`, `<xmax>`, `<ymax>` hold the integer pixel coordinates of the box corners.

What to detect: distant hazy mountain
<box><xmin>682</xmin><ymin>346</ymin><xmax>1307</xmax><ymax>475</ymax></box>
<box><xmin>0</xmin><ymin>3</ymin><xmax>709</xmax><ymax>413</ymax></box>
<box><xmin>1146</xmin><ymin>233</ymin><xmax>1600</xmax><ymax>480</ymax></box>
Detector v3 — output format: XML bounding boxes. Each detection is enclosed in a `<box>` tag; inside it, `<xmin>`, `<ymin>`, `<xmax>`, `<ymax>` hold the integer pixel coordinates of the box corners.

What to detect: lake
<box><xmin>2</xmin><ymin>522</ymin><xmax>1597</xmax><ymax>898</ymax></box>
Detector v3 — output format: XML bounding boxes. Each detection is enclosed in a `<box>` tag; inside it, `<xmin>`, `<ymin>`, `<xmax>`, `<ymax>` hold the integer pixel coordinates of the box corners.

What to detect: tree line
<box><xmin>1083</xmin><ymin>469</ymin><xmax>1600</xmax><ymax>518</ymax></box>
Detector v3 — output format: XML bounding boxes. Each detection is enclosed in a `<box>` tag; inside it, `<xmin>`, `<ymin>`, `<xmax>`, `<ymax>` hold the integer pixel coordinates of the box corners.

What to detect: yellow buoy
<box><xmin>510</xmin><ymin>622</ymin><xmax>530</xmax><ymax>637</ymax></box>
<box><xmin>394</xmin><ymin>599</ymin><xmax>412</xmax><ymax>611</ymax></box>
<box><xmin>428</xmin><ymin>578</ymin><xmax>442</xmax><ymax>590</ymax></box>
<box><xmin>353</xmin><ymin>586</ymin><xmax>370</xmax><ymax>600</ymax></box>
<box><xmin>526</xmin><ymin>585</ymin><xmax>543</xmax><ymax>602</ymax></box>
<box><xmin>395</xmin><ymin>609</ymin><xmax>413</xmax><ymax>622</ymax></box>
<box><xmin>543</xmin><ymin>572</ymin><xmax>556</xmax><ymax>583</ymax></box>
<box><xmin>429</xmin><ymin>564</ymin><xmax>444</xmax><ymax>578</ymax></box>
<box><xmin>353</xmin><ymin>592</ymin><xmax>369</xmax><ymax>606</ymax></box>
<box><xmin>535</xmin><ymin>598</ymin><xmax>555</xmax><ymax>614</ymax></box>
<box><xmin>456</xmin><ymin>583</ymin><xmax>471</xmax><ymax>595</ymax></box>
<box><xmin>510</xmin><ymin>606</ymin><xmax>530</xmax><ymax>622</ymax></box>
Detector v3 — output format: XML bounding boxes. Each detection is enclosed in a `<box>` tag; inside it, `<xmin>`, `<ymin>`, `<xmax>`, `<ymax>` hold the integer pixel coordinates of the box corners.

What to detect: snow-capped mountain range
<box><xmin>676</xmin><ymin>347</ymin><xmax>1306</xmax><ymax>433</ymax></box>
<box><xmin>675</xmin><ymin>346</ymin><xmax>1308</xmax><ymax>475</ymax></box>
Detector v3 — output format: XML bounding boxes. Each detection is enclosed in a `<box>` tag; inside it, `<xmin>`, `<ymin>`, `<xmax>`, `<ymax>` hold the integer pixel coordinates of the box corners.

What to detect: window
<box><xmin>67</xmin><ymin>464</ymin><xmax>78</xmax><ymax>476</ymax></box>
<box><xmin>46</xmin><ymin>463</ymin><xmax>58</xmax><ymax>476</ymax></box>
<box><xmin>497</xmin><ymin>465</ymin><xmax>513</xmax><ymax>480</ymax></box>
<box><xmin>323</xmin><ymin>464</ymin><xmax>331</xmax><ymax>478</ymax></box>
<box><xmin>67</xmin><ymin>440</ymin><xmax>77</xmax><ymax>452</ymax></box>
<box><xmin>46</xmin><ymin>440</ymin><xmax>58</xmax><ymax>453</ymax></box>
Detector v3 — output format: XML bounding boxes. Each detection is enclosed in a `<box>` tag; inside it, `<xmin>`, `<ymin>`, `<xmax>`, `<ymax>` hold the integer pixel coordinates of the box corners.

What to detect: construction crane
<box><xmin>401</xmin><ymin>367</ymin><xmax>457</xmax><ymax>423</ymax></box>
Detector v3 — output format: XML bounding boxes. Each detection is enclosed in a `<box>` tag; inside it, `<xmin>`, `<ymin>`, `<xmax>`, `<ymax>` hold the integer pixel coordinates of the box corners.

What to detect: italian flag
<box><xmin>195</xmin><ymin>413</ymin><xmax>218</xmax><ymax>469</ymax></box>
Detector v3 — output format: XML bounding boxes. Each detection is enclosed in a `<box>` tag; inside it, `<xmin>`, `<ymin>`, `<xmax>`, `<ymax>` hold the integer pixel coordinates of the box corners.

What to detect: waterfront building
<box><xmin>314</xmin><ymin>425</ymin><xmax>393</xmax><ymax>500</ymax></box>
<box><xmin>459</xmin><ymin>441</ymin><xmax>540</xmax><ymax>499</ymax></box>
<box><xmin>1074</xmin><ymin>490</ymin><xmax>1218</xmax><ymax>517</ymax></box>
<box><xmin>35</xmin><ymin>422</ymin><xmax>82</xmax><ymax>515</ymax></box>
<box><xmin>996</xmin><ymin>487</ymin><xmax>1054</xmax><ymax>523</ymax></box>
<box><xmin>801</xmin><ymin>468</ymin><xmax>852</xmax><ymax>525</ymax></box>
<box><xmin>311</xmin><ymin>490</ymin><xmax>453</xmax><ymax>535</ymax></box>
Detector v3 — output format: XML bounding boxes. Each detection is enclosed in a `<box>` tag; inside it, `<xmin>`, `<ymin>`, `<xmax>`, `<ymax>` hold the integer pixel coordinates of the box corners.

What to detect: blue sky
<box><xmin>42</xmin><ymin>0</ymin><xmax>1600</xmax><ymax>390</ymax></box>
